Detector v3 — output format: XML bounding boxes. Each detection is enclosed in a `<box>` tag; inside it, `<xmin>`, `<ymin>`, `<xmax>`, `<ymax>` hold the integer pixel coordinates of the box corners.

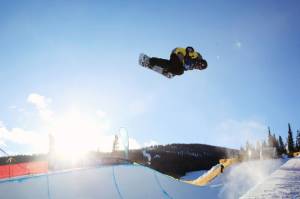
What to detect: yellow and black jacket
<box><xmin>172</xmin><ymin>47</ymin><xmax>202</xmax><ymax>69</ymax></box>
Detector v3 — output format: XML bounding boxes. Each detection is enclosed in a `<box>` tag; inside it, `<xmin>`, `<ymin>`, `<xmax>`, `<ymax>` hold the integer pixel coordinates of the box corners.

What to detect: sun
<box><xmin>48</xmin><ymin>108</ymin><xmax>112</xmax><ymax>161</ymax></box>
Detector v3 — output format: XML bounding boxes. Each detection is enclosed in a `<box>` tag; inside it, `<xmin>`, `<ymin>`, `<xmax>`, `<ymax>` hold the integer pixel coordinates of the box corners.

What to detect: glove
<box><xmin>184</xmin><ymin>56</ymin><xmax>192</xmax><ymax>66</ymax></box>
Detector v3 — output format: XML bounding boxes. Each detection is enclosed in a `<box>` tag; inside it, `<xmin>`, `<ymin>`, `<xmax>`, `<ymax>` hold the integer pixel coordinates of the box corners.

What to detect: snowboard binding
<box><xmin>139</xmin><ymin>54</ymin><xmax>152</xmax><ymax>68</ymax></box>
<box><xmin>138</xmin><ymin>53</ymin><xmax>174</xmax><ymax>79</ymax></box>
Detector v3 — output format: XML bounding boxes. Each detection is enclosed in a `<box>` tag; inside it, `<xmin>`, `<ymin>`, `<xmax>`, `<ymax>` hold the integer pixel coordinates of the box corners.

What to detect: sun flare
<box><xmin>48</xmin><ymin>108</ymin><xmax>113</xmax><ymax>160</ymax></box>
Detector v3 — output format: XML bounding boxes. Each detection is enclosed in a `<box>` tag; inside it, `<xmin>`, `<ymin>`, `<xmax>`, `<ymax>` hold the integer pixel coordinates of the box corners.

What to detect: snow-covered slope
<box><xmin>179</xmin><ymin>159</ymin><xmax>286</xmax><ymax>198</ymax></box>
<box><xmin>241</xmin><ymin>157</ymin><xmax>300</xmax><ymax>199</ymax></box>
<box><xmin>208</xmin><ymin>159</ymin><xmax>287</xmax><ymax>198</ymax></box>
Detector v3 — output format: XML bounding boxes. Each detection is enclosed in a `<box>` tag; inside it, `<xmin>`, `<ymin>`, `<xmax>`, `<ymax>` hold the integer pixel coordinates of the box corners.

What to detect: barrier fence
<box><xmin>0</xmin><ymin>161</ymin><xmax>48</xmax><ymax>179</ymax></box>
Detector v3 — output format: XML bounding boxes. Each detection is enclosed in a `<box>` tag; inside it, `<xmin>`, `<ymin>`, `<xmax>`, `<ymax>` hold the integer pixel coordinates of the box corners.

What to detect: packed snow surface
<box><xmin>0</xmin><ymin>158</ymin><xmax>296</xmax><ymax>199</ymax></box>
<box><xmin>241</xmin><ymin>157</ymin><xmax>300</xmax><ymax>199</ymax></box>
<box><xmin>180</xmin><ymin>170</ymin><xmax>207</xmax><ymax>181</ymax></box>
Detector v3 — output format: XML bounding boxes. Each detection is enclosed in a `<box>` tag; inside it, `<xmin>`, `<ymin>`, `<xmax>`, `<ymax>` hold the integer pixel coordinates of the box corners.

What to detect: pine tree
<box><xmin>244</xmin><ymin>141</ymin><xmax>254</xmax><ymax>159</ymax></box>
<box><xmin>267</xmin><ymin>127</ymin><xmax>273</xmax><ymax>147</ymax></box>
<box><xmin>245</xmin><ymin>141</ymin><xmax>250</xmax><ymax>152</ymax></box>
<box><xmin>295</xmin><ymin>130</ymin><xmax>300</xmax><ymax>152</ymax></box>
<box><xmin>273</xmin><ymin>134</ymin><xmax>279</xmax><ymax>156</ymax></box>
<box><xmin>287</xmin><ymin>123</ymin><xmax>295</xmax><ymax>153</ymax></box>
<box><xmin>262</xmin><ymin>140</ymin><xmax>267</xmax><ymax>148</ymax></box>
<box><xmin>240</xmin><ymin>146</ymin><xmax>245</xmax><ymax>152</ymax></box>
<box><xmin>255</xmin><ymin>141</ymin><xmax>261</xmax><ymax>152</ymax></box>
<box><xmin>278</xmin><ymin>135</ymin><xmax>286</xmax><ymax>155</ymax></box>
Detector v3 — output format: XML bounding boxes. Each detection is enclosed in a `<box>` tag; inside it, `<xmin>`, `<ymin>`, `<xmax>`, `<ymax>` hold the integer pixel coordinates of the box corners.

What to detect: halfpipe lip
<box><xmin>0</xmin><ymin>163</ymin><xmax>146</xmax><ymax>184</ymax></box>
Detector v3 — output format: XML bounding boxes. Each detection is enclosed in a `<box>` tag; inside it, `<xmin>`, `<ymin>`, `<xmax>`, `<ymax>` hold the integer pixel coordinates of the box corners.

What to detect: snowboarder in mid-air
<box><xmin>139</xmin><ymin>46</ymin><xmax>207</xmax><ymax>78</ymax></box>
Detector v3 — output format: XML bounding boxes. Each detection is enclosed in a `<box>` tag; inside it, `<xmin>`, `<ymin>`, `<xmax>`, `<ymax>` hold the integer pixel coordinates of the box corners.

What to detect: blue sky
<box><xmin>1</xmin><ymin>0</ymin><xmax>300</xmax><ymax>154</ymax></box>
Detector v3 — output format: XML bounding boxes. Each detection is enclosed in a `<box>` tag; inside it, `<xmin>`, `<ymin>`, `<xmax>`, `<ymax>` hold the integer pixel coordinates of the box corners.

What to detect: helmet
<box><xmin>195</xmin><ymin>59</ymin><xmax>208</xmax><ymax>70</ymax></box>
<box><xmin>186</xmin><ymin>46</ymin><xmax>194</xmax><ymax>54</ymax></box>
<box><xmin>200</xmin><ymin>59</ymin><xmax>207</xmax><ymax>69</ymax></box>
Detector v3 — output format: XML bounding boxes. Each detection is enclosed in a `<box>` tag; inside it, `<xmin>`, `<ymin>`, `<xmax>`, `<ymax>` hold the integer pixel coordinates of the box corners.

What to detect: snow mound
<box><xmin>241</xmin><ymin>157</ymin><xmax>300</xmax><ymax>199</ymax></box>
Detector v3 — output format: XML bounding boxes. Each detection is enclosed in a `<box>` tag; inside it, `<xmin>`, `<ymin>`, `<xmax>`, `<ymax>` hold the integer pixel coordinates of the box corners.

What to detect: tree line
<box><xmin>241</xmin><ymin>123</ymin><xmax>300</xmax><ymax>159</ymax></box>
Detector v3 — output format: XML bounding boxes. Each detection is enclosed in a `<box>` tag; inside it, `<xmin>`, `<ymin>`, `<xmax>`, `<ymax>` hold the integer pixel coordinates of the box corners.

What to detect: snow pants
<box><xmin>149</xmin><ymin>53</ymin><xmax>184</xmax><ymax>75</ymax></box>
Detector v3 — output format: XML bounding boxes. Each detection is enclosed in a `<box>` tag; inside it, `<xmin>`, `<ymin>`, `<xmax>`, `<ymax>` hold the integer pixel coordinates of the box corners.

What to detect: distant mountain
<box><xmin>0</xmin><ymin>143</ymin><xmax>239</xmax><ymax>178</ymax></box>
<box><xmin>129</xmin><ymin>143</ymin><xmax>239</xmax><ymax>178</ymax></box>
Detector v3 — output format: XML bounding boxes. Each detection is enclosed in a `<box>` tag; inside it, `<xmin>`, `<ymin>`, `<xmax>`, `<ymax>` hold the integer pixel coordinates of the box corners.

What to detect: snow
<box><xmin>0</xmin><ymin>158</ymin><xmax>298</xmax><ymax>199</ymax></box>
<box><xmin>241</xmin><ymin>157</ymin><xmax>300</xmax><ymax>199</ymax></box>
<box><xmin>0</xmin><ymin>164</ymin><xmax>218</xmax><ymax>199</ymax></box>
<box><xmin>209</xmin><ymin>159</ymin><xmax>287</xmax><ymax>198</ymax></box>
<box><xmin>180</xmin><ymin>170</ymin><xmax>207</xmax><ymax>181</ymax></box>
<box><xmin>180</xmin><ymin>159</ymin><xmax>286</xmax><ymax>198</ymax></box>
<box><xmin>142</xmin><ymin>150</ymin><xmax>151</xmax><ymax>163</ymax></box>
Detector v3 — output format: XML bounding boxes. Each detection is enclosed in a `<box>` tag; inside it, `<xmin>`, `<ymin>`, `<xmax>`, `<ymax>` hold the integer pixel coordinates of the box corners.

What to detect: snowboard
<box><xmin>138</xmin><ymin>54</ymin><xmax>174</xmax><ymax>78</ymax></box>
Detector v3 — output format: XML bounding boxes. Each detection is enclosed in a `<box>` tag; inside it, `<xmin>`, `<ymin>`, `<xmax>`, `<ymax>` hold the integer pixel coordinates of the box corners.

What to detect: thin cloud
<box><xmin>96</xmin><ymin>110</ymin><xmax>111</xmax><ymax>130</ymax></box>
<box><xmin>0</xmin><ymin>121</ymin><xmax>8</xmax><ymax>147</ymax></box>
<box><xmin>27</xmin><ymin>93</ymin><xmax>50</xmax><ymax>109</ymax></box>
<box><xmin>1</xmin><ymin>93</ymin><xmax>152</xmax><ymax>154</ymax></box>
<box><xmin>128</xmin><ymin>94</ymin><xmax>156</xmax><ymax>117</ymax></box>
<box><xmin>128</xmin><ymin>99</ymin><xmax>148</xmax><ymax>116</ymax></box>
<box><xmin>96</xmin><ymin>135</ymin><xmax>141</xmax><ymax>152</ymax></box>
<box><xmin>215</xmin><ymin>119</ymin><xmax>267</xmax><ymax>148</ymax></box>
<box><xmin>144</xmin><ymin>140</ymin><xmax>159</xmax><ymax>147</ymax></box>
<box><xmin>8</xmin><ymin>105</ymin><xmax>17</xmax><ymax>110</ymax></box>
<box><xmin>235</xmin><ymin>40</ymin><xmax>242</xmax><ymax>48</ymax></box>
<box><xmin>0</xmin><ymin>121</ymin><xmax>48</xmax><ymax>153</ymax></box>
<box><xmin>27</xmin><ymin>93</ymin><xmax>53</xmax><ymax>122</ymax></box>
<box><xmin>96</xmin><ymin>110</ymin><xmax>107</xmax><ymax>118</ymax></box>
<box><xmin>129</xmin><ymin>138</ymin><xmax>141</xmax><ymax>149</ymax></box>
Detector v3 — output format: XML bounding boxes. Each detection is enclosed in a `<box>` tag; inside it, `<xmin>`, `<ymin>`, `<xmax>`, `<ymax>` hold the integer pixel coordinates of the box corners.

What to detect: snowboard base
<box><xmin>139</xmin><ymin>54</ymin><xmax>174</xmax><ymax>78</ymax></box>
